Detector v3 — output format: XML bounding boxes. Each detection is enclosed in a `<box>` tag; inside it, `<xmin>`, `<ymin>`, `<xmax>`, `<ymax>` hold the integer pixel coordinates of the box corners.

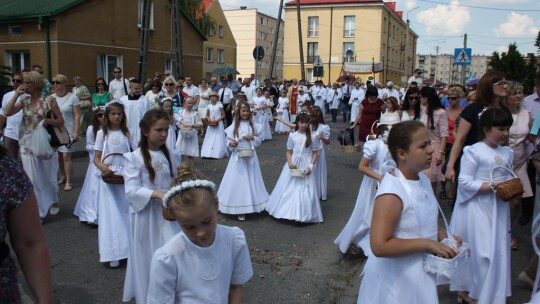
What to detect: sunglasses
<box><xmin>448</xmin><ymin>96</ymin><xmax>459</xmax><ymax>100</ymax></box>
<box><xmin>113</xmin><ymin>71</ymin><xmax>121</xmax><ymax>74</ymax></box>
<box><xmin>492</xmin><ymin>80</ymin><xmax>508</xmax><ymax>87</ymax></box>
<box><xmin>51</xmin><ymin>81</ymin><xmax>63</xmax><ymax>85</ymax></box>
<box><xmin>408</xmin><ymin>96</ymin><xmax>419</xmax><ymax>101</ymax></box>
<box><xmin>97</xmin><ymin>82</ymin><xmax>106</xmax><ymax>86</ymax></box>
<box><xmin>165</xmin><ymin>83</ymin><xmax>174</xmax><ymax>86</ymax></box>
<box><xmin>96</xmin><ymin>113</ymin><xmax>104</xmax><ymax>118</ymax></box>
<box><xmin>12</xmin><ymin>78</ymin><xmax>22</xmax><ymax>83</ymax></box>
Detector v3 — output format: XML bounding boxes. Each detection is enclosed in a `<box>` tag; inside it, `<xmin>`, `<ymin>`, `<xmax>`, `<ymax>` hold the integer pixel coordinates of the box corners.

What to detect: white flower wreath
<box><xmin>162</xmin><ymin>179</ymin><xmax>216</xmax><ymax>208</ymax></box>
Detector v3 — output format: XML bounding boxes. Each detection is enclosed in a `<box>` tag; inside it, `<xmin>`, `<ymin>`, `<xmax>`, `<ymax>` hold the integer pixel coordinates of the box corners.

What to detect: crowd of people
<box><xmin>1</xmin><ymin>64</ymin><xmax>540</xmax><ymax>304</ymax></box>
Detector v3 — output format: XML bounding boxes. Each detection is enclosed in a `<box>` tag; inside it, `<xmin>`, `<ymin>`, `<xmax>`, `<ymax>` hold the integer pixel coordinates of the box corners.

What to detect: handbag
<box><xmin>490</xmin><ymin>166</ymin><xmax>524</xmax><ymax>201</ymax></box>
<box><xmin>45</xmin><ymin>99</ymin><xmax>71</xmax><ymax>148</ymax></box>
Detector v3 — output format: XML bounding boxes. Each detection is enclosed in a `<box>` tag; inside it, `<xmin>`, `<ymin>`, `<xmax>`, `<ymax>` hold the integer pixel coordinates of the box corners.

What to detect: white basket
<box><xmin>237</xmin><ymin>148</ymin><xmax>253</xmax><ymax>158</ymax></box>
<box><xmin>423</xmin><ymin>238</ymin><xmax>470</xmax><ymax>285</ymax></box>
<box><xmin>180</xmin><ymin>129</ymin><xmax>197</xmax><ymax>139</ymax></box>
<box><xmin>290</xmin><ymin>169</ymin><xmax>306</xmax><ymax>177</ymax></box>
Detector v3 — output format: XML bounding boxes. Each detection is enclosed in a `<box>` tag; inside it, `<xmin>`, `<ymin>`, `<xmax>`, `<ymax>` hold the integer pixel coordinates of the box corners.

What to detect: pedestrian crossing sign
<box><xmin>454</xmin><ymin>48</ymin><xmax>472</xmax><ymax>65</ymax></box>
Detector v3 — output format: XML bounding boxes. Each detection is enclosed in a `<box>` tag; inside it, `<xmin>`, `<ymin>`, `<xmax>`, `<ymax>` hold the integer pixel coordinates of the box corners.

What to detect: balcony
<box><xmin>308</xmin><ymin>30</ymin><xmax>318</xmax><ymax>38</ymax></box>
<box><xmin>343</xmin><ymin>29</ymin><xmax>355</xmax><ymax>38</ymax></box>
<box><xmin>307</xmin><ymin>55</ymin><xmax>317</xmax><ymax>64</ymax></box>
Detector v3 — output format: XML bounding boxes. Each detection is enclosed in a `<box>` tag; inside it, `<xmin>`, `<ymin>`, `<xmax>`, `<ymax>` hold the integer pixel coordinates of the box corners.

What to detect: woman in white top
<box><xmin>52</xmin><ymin>74</ymin><xmax>80</xmax><ymax>192</ymax></box>
<box><xmin>198</xmin><ymin>79</ymin><xmax>211</xmax><ymax>136</ymax></box>
<box><xmin>349</xmin><ymin>82</ymin><xmax>365</xmax><ymax>124</ymax></box>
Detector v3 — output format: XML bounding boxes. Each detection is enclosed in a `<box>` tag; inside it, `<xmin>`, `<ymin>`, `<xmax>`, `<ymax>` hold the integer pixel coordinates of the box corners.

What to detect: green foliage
<box><xmin>178</xmin><ymin>0</ymin><xmax>216</xmax><ymax>36</ymax></box>
<box><xmin>489</xmin><ymin>43</ymin><xmax>538</xmax><ymax>94</ymax></box>
<box><xmin>0</xmin><ymin>65</ymin><xmax>13</xmax><ymax>95</ymax></box>
<box><xmin>535</xmin><ymin>31</ymin><xmax>540</xmax><ymax>54</ymax></box>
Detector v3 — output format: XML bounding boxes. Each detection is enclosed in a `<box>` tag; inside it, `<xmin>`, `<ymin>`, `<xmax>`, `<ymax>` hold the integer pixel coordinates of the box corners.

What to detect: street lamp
<box><xmin>405</xmin><ymin>6</ymin><xmax>420</xmax><ymax>75</ymax></box>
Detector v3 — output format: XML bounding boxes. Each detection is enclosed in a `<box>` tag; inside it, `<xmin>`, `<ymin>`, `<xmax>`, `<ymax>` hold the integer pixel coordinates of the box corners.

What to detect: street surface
<box><xmin>15</xmin><ymin>117</ymin><xmax>537</xmax><ymax>304</ymax></box>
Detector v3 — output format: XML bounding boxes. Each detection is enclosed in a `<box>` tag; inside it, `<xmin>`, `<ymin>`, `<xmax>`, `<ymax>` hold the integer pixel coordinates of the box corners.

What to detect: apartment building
<box><xmin>224</xmin><ymin>7</ymin><xmax>284</xmax><ymax>82</ymax></box>
<box><xmin>283</xmin><ymin>0</ymin><xmax>417</xmax><ymax>85</ymax></box>
<box><xmin>415</xmin><ymin>54</ymin><xmax>491</xmax><ymax>85</ymax></box>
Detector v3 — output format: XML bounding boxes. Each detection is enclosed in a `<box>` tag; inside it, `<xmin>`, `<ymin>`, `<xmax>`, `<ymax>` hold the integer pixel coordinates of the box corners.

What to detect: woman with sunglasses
<box><xmin>51</xmin><ymin>75</ymin><xmax>81</xmax><ymax>193</ymax></box>
<box><xmin>400</xmin><ymin>87</ymin><xmax>421</xmax><ymax>121</ymax></box>
<box><xmin>158</xmin><ymin>76</ymin><xmax>183</xmax><ymax>113</ymax></box>
<box><xmin>443</xmin><ymin>86</ymin><xmax>465</xmax><ymax>207</ymax></box>
<box><xmin>445</xmin><ymin>71</ymin><xmax>511</xmax><ymax>184</ymax></box>
<box><xmin>3</xmin><ymin>71</ymin><xmax>64</xmax><ymax>220</ymax></box>
<box><xmin>92</xmin><ymin>78</ymin><xmax>113</xmax><ymax>107</ymax></box>
<box><xmin>198</xmin><ymin>79</ymin><xmax>211</xmax><ymax>137</ymax></box>
<box><xmin>144</xmin><ymin>80</ymin><xmax>162</xmax><ymax>110</ymax></box>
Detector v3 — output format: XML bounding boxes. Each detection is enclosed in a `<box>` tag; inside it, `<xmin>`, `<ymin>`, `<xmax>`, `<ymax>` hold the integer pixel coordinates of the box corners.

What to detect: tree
<box><xmin>535</xmin><ymin>30</ymin><xmax>540</xmax><ymax>54</ymax></box>
<box><xmin>0</xmin><ymin>65</ymin><xmax>13</xmax><ymax>97</ymax></box>
<box><xmin>490</xmin><ymin>43</ymin><xmax>526</xmax><ymax>86</ymax></box>
<box><xmin>523</xmin><ymin>53</ymin><xmax>539</xmax><ymax>94</ymax></box>
<box><xmin>179</xmin><ymin>0</ymin><xmax>216</xmax><ymax>36</ymax></box>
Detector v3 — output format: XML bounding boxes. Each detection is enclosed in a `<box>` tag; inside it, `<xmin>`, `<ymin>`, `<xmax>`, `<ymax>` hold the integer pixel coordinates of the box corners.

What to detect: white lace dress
<box><xmin>176</xmin><ymin>109</ymin><xmax>201</xmax><ymax>157</ymax></box>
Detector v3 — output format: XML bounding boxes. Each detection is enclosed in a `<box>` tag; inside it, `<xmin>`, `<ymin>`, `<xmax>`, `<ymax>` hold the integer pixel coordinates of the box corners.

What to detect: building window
<box><xmin>343</xmin><ymin>16</ymin><xmax>355</xmax><ymax>37</ymax></box>
<box><xmin>206</xmin><ymin>48</ymin><xmax>214</xmax><ymax>62</ymax></box>
<box><xmin>218</xmin><ymin>25</ymin><xmax>224</xmax><ymax>37</ymax></box>
<box><xmin>97</xmin><ymin>54</ymin><xmax>122</xmax><ymax>83</ymax></box>
<box><xmin>137</xmin><ymin>0</ymin><xmax>154</xmax><ymax>30</ymax></box>
<box><xmin>259</xmin><ymin>17</ymin><xmax>264</xmax><ymax>25</ymax></box>
<box><xmin>308</xmin><ymin>16</ymin><xmax>319</xmax><ymax>37</ymax></box>
<box><xmin>343</xmin><ymin>43</ymin><xmax>355</xmax><ymax>62</ymax></box>
<box><xmin>258</xmin><ymin>31</ymin><xmax>264</xmax><ymax>39</ymax></box>
<box><xmin>217</xmin><ymin>49</ymin><xmax>224</xmax><ymax>63</ymax></box>
<box><xmin>307</xmin><ymin>42</ymin><xmax>319</xmax><ymax>64</ymax></box>
<box><xmin>165</xmin><ymin>59</ymin><xmax>175</xmax><ymax>72</ymax></box>
<box><xmin>8</xmin><ymin>25</ymin><xmax>22</xmax><ymax>35</ymax></box>
<box><xmin>7</xmin><ymin>51</ymin><xmax>30</xmax><ymax>72</ymax></box>
<box><xmin>209</xmin><ymin>26</ymin><xmax>215</xmax><ymax>36</ymax></box>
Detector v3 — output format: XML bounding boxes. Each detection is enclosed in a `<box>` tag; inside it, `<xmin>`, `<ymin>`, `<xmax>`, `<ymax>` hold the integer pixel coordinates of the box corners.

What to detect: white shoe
<box><xmin>238</xmin><ymin>215</ymin><xmax>246</xmax><ymax>221</ymax></box>
<box><xmin>49</xmin><ymin>203</ymin><xmax>60</xmax><ymax>216</ymax></box>
<box><xmin>109</xmin><ymin>260</ymin><xmax>120</xmax><ymax>268</ymax></box>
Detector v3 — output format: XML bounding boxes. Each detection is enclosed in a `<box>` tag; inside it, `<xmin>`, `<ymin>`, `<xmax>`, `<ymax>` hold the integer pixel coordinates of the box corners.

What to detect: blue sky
<box><xmin>220</xmin><ymin>0</ymin><xmax>540</xmax><ymax>56</ymax></box>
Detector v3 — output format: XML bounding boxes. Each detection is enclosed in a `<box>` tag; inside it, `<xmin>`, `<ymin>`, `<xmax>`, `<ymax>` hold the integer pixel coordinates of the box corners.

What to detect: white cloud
<box><xmin>493</xmin><ymin>12</ymin><xmax>539</xmax><ymax>38</ymax></box>
<box><xmin>497</xmin><ymin>45</ymin><xmax>509</xmax><ymax>53</ymax></box>
<box><xmin>416</xmin><ymin>1</ymin><xmax>471</xmax><ymax>35</ymax></box>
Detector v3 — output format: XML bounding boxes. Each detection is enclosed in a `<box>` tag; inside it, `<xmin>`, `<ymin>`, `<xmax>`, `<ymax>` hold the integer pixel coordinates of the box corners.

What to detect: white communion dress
<box><xmin>266</xmin><ymin>131</ymin><xmax>323</xmax><ymax>223</ymax></box>
<box><xmin>311</xmin><ymin>123</ymin><xmax>331</xmax><ymax>201</ymax></box>
<box><xmin>176</xmin><ymin>109</ymin><xmax>201</xmax><ymax>157</ymax></box>
<box><xmin>201</xmin><ymin>103</ymin><xmax>228</xmax><ymax>159</ymax></box>
<box><xmin>218</xmin><ymin>120</ymin><xmax>269</xmax><ymax>215</ymax></box>
<box><xmin>73</xmin><ymin>126</ymin><xmax>100</xmax><ymax>224</ymax></box>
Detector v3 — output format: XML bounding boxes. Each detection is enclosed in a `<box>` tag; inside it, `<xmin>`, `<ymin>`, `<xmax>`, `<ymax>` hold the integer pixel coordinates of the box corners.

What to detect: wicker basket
<box><xmin>341</xmin><ymin>145</ymin><xmax>362</xmax><ymax>153</ymax></box>
<box><xmin>491</xmin><ymin>167</ymin><xmax>524</xmax><ymax>201</ymax></box>
<box><xmin>237</xmin><ymin>148</ymin><xmax>254</xmax><ymax>158</ymax></box>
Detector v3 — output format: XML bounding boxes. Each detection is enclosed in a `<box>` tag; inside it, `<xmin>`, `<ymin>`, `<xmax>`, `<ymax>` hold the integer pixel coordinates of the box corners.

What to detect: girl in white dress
<box><xmin>264</xmin><ymin>90</ymin><xmax>274</xmax><ymax>123</ymax></box>
<box><xmin>147</xmin><ymin>164</ymin><xmax>253</xmax><ymax>304</ymax></box>
<box><xmin>176</xmin><ymin>97</ymin><xmax>202</xmax><ymax>159</ymax></box>
<box><xmin>449</xmin><ymin>108</ymin><xmax>514</xmax><ymax>304</ymax></box>
<box><xmin>201</xmin><ymin>92</ymin><xmax>228</xmax><ymax>159</ymax></box>
<box><xmin>218</xmin><ymin>101</ymin><xmax>269</xmax><ymax>221</ymax></box>
<box><xmin>74</xmin><ymin>107</ymin><xmax>104</xmax><ymax>225</ymax></box>
<box><xmin>334</xmin><ymin>113</ymin><xmax>398</xmax><ymax>255</ymax></box>
<box><xmin>160</xmin><ymin>98</ymin><xmax>180</xmax><ymax>154</ymax></box>
<box><xmin>251</xmin><ymin>87</ymin><xmax>272</xmax><ymax>141</ymax></box>
<box><xmin>358</xmin><ymin>120</ymin><xmax>461</xmax><ymax>304</ymax></box>
<box><xmin>266</xmin><ymin>113</ymin><xmax>323</xmax><ymax>223</ymax></box>
<box><xmin>122</xmin><ymin>109</ymin><xmax>182</xmax><ymax>304</ymax></box>
<box><xmin>309</xmin><ymin>106</ymin><xmax>331</xmax><ymax>201</ymax></box>
<box><xmin>275</xmin><ymin>90</ymin><xmax>291</xmax><ymax>134</ymax></box>
<box><xmin>93</xmin><ymin>102</ymin><xmax>131</xmax><ymax>268</ymax></box>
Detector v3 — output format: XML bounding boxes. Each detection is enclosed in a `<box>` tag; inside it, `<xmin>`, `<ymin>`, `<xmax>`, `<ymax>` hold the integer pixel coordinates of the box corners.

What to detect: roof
<box><xmin>0</xmin><ymin>0</ymin><xmax>85</xmax><ymax>21</ymax></box>
<box><xmin>285</xmin><ymin>0</ymin><xmax>382</xmax><ymax>5</ymax></box>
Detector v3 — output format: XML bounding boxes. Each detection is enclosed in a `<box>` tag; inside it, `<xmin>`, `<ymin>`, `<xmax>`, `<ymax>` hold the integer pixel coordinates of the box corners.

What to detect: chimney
<box><xmin>240</xmin><ymin>6</ymin><xmax>247</xmax><ymax>9</ymax></box>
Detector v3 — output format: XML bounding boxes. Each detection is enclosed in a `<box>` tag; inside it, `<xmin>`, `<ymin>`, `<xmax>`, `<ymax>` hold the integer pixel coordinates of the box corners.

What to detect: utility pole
<box><xmin>405</xmin><ymin>6</ymin><xmax>420</xmax><ymax>76</ymax></box>
<box><xmin>296</xmin><ymin>0</ymin><xmax>306</xmax><ymax>81</ymax></box>
<box><xmin>137</xmin><ymin>0</ymin><xmax>151</xmax><ymax>82</ymax></box>
<box><xmin>434</xmin><ymin>45</ymin><xmax>439</xmax><ymax>87</ymax></box>
<box><xmin>172</xmin><ymin>0</ymin><xmax>183</xmax><ymax>78</ymax></box>
<box><xmin>461</xmin><ymin>33</ymin><xmax>467</xmax><ymax>86</ymax></box>
<box><xmin>269</xmin><ymin>0</ymin><xmax>284</xmax><ymax>79</ymax></box>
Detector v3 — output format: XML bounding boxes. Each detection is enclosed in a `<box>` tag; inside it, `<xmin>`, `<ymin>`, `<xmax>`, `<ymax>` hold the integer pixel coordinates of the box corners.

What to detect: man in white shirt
<box><xmin>241</xmin><ymin>78</ymin><xmax>255</xmax><ymax>102</ymax></box>
<box><xmin>407</xmin><ymin>69</ymin><xmax>423</xmax><ymax>91</ymax></box>
<box><xmin>250</xmin><ymin>74</ymin><xmax>259</xmax><ymax>88</ymax></box>
<box><xmin>0</xmin><ymin>73</ymin><xmax>25</xmax><ymax>158</ymax></box>
<box><xmin>182</xmin><ymin>76</ymin><xmax>200</xmax><ymax>106</ymax></box>
<box><xmin>218</xmin><ymin>80</ymin><xmax>234</xmax><ymax>126</ymax></box>
<box><xmin>381</xmin><ymin>81</ymin><xmax>400</xmax><ymax>101</ymax></box>
<box><xmin>109</xmin><ymin>67</ymin><xmax>130</xmax><ymax>100</ymax></box>
<box><xmin>524</xmin><ymin>77</ymin><xmax>540</xmax><ymax>121</ymax></box>
<box><xmin>119</xmin><ymin>79</ymin><xmax>151</xmax><ymax>150</ymax></box>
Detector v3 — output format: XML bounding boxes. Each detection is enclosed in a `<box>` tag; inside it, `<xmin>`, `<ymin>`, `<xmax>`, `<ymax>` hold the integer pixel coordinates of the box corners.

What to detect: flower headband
<box><xmin>93</xmin><ymin>106</ymin><xmax>105</xmax><ymax>112</ymax></box>
<box><xmin>162</xmin><ymin>179</ymin><xmax>216</xmax><ymax>208</ymax></box>
<box><xmin>105</xmin><ymin>100</ymin><xmax>123</xmax><ymax>109</ymax></box>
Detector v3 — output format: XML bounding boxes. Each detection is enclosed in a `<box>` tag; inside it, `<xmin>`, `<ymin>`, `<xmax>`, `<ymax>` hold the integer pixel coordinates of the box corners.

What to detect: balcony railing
<box><xmin>307</xmin><ymin>55</ymin><xmax>317</xmax><ymax>64</ymax></box>
<box><xmin>308</xmin><ymin>29</ymin><xmax>318</xmax><ymax>37</ymax></box>
<box><xmin>343</xmin><ymin>29</ymin><xmax>355</xmax><ymax>37</ymax></box>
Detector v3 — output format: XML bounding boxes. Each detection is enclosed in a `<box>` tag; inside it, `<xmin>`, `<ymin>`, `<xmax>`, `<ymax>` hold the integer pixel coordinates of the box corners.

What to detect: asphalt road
<box><xmin>16</xmin><ymin>116</ymin><xmax>537</xmax><ymax>304</ymax></box>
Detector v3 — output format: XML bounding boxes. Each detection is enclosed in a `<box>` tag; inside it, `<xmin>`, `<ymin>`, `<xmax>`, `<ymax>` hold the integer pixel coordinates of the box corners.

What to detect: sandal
<box><xmin>457</xmin><ymin>291</ymin><xmax>477</xmax><ymax>304</ymax></box>
<box><xmin>439</xmin><ymin>190</ymin><xmax>447</xmax><ymax>199</ymax></box>
<box><xmin>57</xmin><ymin>177</ymin><xmax>66</xmax><ymax>185</ymax></box>
<box><xmin>64</xmin><ymin>183</ymin><xmax>73</xmax><ymax>192</ymax></box>
<box><xmin>448</xmin><ymin>197</ymin><xmax>455</xmax><ymax>207</ymax></box>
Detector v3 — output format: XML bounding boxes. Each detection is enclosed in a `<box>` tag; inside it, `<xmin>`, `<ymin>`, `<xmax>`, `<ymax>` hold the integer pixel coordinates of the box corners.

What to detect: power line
<box><xmin>417</xmin><ymin>0</ymin><xmax>540</xmax><ymax>12</ymax></box>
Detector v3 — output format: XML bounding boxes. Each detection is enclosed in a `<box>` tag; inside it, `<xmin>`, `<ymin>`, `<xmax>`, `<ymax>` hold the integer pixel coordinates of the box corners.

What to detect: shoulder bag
<box><xmin>45</xmin><ymin>97</ymin><xmax>71</xmax><ymax>148</ymax></box>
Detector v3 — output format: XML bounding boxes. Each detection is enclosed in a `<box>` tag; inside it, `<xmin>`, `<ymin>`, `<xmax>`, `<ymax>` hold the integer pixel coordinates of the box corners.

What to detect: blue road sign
<box><xmin>454</xmin><ymin>48</ymin><xmax>472</xmax><ymax>65</ymax></box>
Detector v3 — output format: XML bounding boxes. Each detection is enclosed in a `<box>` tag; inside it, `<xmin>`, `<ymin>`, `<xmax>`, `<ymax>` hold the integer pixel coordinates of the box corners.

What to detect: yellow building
<box><xmin>202</xmin><ymin>0</ymin><xmax>237</xmax><ymax>80</ymax></box>
<box><xmin>224</xmin><ymin>7</ymin><xmax>284</xmax><ymax>82</ymax></box>
<box><xmin>283</xmin><ymin>0</ymin><xmax>417</xmax><ymax>85</ymax></box>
